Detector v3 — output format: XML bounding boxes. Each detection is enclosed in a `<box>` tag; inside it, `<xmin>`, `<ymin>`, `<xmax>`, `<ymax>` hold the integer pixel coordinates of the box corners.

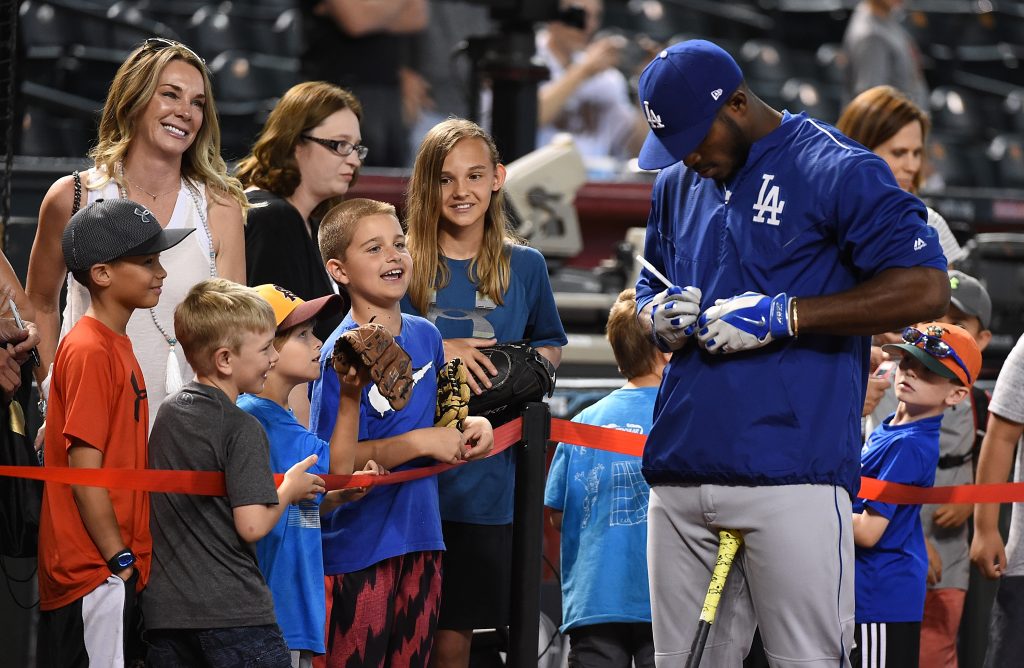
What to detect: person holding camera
<box><xmin>536</xmin><ymin>0</ymin><xmax>648</xmax><ymax>159</ymax></box>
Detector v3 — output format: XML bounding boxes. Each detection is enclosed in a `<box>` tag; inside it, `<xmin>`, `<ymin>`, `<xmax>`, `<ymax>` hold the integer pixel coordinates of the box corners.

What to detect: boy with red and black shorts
<box><xmin>310</xmin><ymin>199</ymin><xmax>494</xmax><ymax>667</ymax></box>
<box><xmin>37</xmin><ymin>199</ymin><xmax>194</xmax><ymax>666</ymax></box>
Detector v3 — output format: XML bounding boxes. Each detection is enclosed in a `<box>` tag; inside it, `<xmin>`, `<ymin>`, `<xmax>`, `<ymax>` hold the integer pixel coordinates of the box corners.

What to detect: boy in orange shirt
<box><xmin>37</xmin><ymin>199</ymin><xmax>195</xmax><ymax>667</ymax></box>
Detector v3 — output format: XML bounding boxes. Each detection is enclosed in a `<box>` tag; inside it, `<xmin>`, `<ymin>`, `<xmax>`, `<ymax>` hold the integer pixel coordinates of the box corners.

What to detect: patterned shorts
<box><xmin>315</xmin><ymin>551</ymin><xmax>443</xmax><ymax>668</ymax></box>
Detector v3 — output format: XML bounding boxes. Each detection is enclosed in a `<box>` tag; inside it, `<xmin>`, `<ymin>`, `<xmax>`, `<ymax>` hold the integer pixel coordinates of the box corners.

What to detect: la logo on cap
<box><xmin>711</xmin><ymin>88</ymin><xmax>723</xmax><ymax>100</ymax></box>
<box><xmin>644</xmin><ymin>101</ymin><xmax>664</xmax><ymax>129</ymax></box>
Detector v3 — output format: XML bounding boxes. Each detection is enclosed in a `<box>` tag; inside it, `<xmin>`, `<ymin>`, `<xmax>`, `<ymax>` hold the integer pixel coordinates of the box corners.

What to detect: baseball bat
<box><xmin>685</xmin><ymin>529</ymin><xmax>744</xmax><ymax>668</ymax></box>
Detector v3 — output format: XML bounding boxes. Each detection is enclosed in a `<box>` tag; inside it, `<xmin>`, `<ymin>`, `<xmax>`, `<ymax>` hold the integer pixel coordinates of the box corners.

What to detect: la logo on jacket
<box><xmin>752</xmin><ymin>173</ymin><xmax>785</xmax><ymax>226</ymax></box>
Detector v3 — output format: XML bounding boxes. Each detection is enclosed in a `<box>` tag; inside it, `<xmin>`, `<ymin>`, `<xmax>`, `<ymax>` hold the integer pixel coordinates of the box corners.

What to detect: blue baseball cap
<box><xmin>637</xmin><ymin>40</ymin><xmax>744</xmax><ymax>170</ymax></box>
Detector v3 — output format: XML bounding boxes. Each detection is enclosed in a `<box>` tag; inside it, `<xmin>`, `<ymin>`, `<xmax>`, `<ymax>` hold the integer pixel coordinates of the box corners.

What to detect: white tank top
<box><xmin>60</xmin><ymin>174</ymin><xmax>217</xmax><ymax>430</ymax></box>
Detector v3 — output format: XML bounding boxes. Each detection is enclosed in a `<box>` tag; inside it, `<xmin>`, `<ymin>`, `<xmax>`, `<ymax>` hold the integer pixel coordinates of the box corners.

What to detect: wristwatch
<box><xmin>106</xmin><ymin>548</ymin><xmax>136</xmax><ymax>574</ymax></box>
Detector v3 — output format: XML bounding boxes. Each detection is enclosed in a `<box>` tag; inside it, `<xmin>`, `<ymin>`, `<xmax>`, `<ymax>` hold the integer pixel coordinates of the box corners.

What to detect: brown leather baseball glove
<box><xmin>331</xmin><ymin>323</ymin><xmax>413</xmax><ymax>411</ymax></box>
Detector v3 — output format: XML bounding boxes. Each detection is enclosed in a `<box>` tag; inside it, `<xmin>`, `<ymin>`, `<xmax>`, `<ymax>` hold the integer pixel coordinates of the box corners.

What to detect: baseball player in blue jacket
<box><xmin>633</xmin><ymin>40</ymin><xmax>950</xmax><ymax>667</ymax></box>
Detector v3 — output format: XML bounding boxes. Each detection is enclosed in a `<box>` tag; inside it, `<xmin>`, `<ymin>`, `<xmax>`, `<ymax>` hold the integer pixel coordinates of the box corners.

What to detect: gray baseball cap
<box><xmin>948</xmin><ymin>270</ymin><xmax>992</xmax><ymax>329</ymax></box>
<box><xmin>62</xmin><ymin>198</ymin><xmax>194</xmax><ymax>273</ymax></box>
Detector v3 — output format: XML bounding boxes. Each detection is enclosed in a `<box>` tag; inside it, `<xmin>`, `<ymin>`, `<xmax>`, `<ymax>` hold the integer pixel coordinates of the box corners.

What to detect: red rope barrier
<box><xmin>3</xmin><ymin>416</ymin><xmax>1022</xmax><ymax>506</ymax></box>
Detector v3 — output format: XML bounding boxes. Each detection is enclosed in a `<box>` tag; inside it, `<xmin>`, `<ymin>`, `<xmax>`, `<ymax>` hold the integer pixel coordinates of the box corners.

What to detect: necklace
<box><xmin>112</xmin><ymin>165</ymin><xmax>217</xmax><ymax>393</ymax></box>
<box><xmin>121</xmin><ymin>167</ymin><xmax>180</xmax><ymax>201</ymax></box>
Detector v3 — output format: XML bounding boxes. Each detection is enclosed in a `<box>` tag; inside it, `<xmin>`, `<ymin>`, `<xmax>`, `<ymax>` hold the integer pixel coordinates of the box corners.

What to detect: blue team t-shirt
<box><xmin>634</xmin><ymin>112</ymin><xmax>948</xmax><ymax>494</ymax></box>
<box><xmin>853</xmin><ymin>413</ymin><xmax>940</xmax><ymax>623</ymax></box>
<box><xmin>544</xmin><ymin>386</ymin><xmax>657</xmax><ymax>632</ymax></box>
<box><xmin>401</xmin><ymin>244</ymin><xmax>567</xmax><ymax>524</ymax></box>
<box><xmin>310</xmin><ymin>313</ymin><xmax>446</xmax><ymax>574</ymax></box>
<box><xmin>238</xmin><ymin>394</ymin><xmax>329</xmax><ymax>654</ymax></box>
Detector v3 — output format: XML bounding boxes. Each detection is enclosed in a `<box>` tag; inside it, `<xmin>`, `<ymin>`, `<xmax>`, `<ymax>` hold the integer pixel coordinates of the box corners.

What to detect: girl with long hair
<box><xmin>403</xmin><ymin>118</ymin><xmax>567</xmax><ymax>668</ymax></box>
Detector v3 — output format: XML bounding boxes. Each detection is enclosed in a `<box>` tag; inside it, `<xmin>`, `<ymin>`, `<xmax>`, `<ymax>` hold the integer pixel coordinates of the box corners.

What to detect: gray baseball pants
<box><xmin>647</xmin><ymin>483</ymin><xmax>855</xmax><ymax>667</ymax></box>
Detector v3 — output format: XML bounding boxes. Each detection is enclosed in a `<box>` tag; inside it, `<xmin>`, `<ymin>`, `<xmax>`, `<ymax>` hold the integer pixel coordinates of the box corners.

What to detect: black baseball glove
<box><xmin>467</xmin><ymin>341</ymin><xmax>556</xmax><ymax>426</ymax></box>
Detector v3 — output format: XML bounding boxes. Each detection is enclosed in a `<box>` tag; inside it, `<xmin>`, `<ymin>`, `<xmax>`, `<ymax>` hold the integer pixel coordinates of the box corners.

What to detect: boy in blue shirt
<box><xmin>852</xmin><ymin>322</ymin><xmax>982</xmax><ymax>667</ymax></box>
<box><xmin>545</xmin><ymin>289</ymin><xmax>667</xmax><ymax>668</ymax></box>
<box><xmin>310</xmin><ymin>198</ymin><xmax>494</xmax><ymax>667</ymax></box>
<box><xmin>240</xmin><ymin>284</ymin><xmax>382</xmax><ymax>668</ymax></box>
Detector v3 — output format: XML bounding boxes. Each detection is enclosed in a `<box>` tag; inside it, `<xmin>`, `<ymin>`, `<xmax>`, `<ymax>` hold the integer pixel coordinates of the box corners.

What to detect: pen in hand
<box><xmin>8</xmin><ymin>298</ymin><xmax>41</xmax><ymax>367</ymax></box>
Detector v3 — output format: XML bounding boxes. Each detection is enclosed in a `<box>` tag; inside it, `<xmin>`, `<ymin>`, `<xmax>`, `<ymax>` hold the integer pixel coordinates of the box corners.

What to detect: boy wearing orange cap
<box><xmin>851</xmin><ymin>322</ymin><xmax>982</xmax><ymax>668</ymax></box>
<box><xmin>240</xmin><ymin>284</ymin><xmax>381</xmax><ymax>668</ymax></box>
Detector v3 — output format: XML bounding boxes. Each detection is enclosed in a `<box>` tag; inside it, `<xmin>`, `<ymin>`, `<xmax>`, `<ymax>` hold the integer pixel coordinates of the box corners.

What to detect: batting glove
<box><xmin>650</xmin><ymin>286</ymin><xmax>702</xmax><ymax>352</ymax></box>
<box><xmin>696</xmin><ymin>291</ymin><xmax>792</xmax><ymax>354</ymax></box>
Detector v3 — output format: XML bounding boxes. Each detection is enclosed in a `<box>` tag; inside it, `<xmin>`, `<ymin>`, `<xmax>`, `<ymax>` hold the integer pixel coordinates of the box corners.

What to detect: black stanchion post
<box><xmin>508</xmin><ymin>401</ymin><xmax>551</xmax><ymax>668</ymax></box>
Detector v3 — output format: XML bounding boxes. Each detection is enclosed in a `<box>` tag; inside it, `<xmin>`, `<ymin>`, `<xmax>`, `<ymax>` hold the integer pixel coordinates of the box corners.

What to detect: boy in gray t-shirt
<box><xmin>971</xmin><ymin>332</ymin><xmax>1024</xmax><ymax>667</ymax></box>
<box><xmin>143</xmin><ymin>279</ymin><xmax>325</xmax><ymax>667</ymax></box>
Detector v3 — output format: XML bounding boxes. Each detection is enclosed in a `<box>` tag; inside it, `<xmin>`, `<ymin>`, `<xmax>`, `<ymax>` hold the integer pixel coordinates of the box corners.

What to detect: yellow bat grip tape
<box><xmin>699</xmin><ymin>529</ymin><xmax>744</xmax><ymax>624</ymax></box>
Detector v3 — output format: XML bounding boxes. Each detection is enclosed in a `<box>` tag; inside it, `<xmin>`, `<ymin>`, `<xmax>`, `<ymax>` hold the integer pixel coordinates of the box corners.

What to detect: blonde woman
<box><xmin>27</xmin><ymin>38</ymin><xmax>246</xmax><ymax>429</ymax></box>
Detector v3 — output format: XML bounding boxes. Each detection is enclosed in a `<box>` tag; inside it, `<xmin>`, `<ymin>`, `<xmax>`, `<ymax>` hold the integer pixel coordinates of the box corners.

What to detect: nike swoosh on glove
<box><xmin>696</xmin><ymin>291</ymin><xmax>792</xmax><ymax>354</ymax></box>
<box><xmin>650</xmin><ymin>286</ymin><xmax>702</xmax><ymax>352</ymax></box>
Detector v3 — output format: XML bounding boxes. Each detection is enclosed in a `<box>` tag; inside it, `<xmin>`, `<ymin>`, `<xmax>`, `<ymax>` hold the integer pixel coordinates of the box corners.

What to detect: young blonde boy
<box><xmin>852</xmin><ymin>322</ymin><xmax>982</xmax><ymax>668</ymax></box>
<box><xmin>544</xmin><ymin>289</ymin><xmax>665</xmax><ymax>668</ymax></box>
<box><xmin>241</xmin><ymin>284</ymin><xmax>381</xmax><ymax>667</ymax></box>
<box><xmin>37</xmin><ymin>199</ymin><xmax>193</xmax><ymax>667</ymax></box>
<box><xmin>142</xmin><ymin>278</ymin><xmax>325</xmax><ymax>667</ymax></box>
<box><xmin>310</xmin><ymin>198</ymin><xmax>494</xmax><ymax>667</ymax></box>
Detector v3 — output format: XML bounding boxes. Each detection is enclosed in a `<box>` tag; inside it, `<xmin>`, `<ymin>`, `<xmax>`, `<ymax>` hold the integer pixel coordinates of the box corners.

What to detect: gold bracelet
<box><xmin>790</xmin><ymin>297</ymin><xmax>799</xmax><ymax>338</ymax></box>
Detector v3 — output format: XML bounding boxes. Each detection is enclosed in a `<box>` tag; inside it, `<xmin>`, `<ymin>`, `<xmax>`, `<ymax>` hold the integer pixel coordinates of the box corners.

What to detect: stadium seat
<box><xmin>271</xmin><ymin>9</ymin><xmax>303</xmax><ymax>59</ymax></box>
<box><xmin>18</xmin><ymin>0</ymin><xmax>78</xmax><ymax>48</ymax></box>
<box><xmin>1000</xmin><ymin>12</ymin><xmax>1024</xmax><ymax>46</ymax></box>
<box><xmin>125</xmin><ymin>0</ymin><xmax>207</xmax><ymax>38</ymax></box>
<box><xmin>779</xmin><ymin>78</ymin><xmax>840</xmax><ymax>123</ymax></box>
<box><xmin>927</xmin><ymin>133</ymin><xmax>994</xmax><ymax>189</ymax></box>
<box><xmin>929</xmin><ymin>86</ymin><xmax>986</xmax><ymax>139</ymax></box>
<box><xmin>1006</xmin><ymin>89</ymin><xmax>1024</xmax><ymax>135</ymax></box>
<box><xmin>906</xmin><ymin>9</ymin><xmax>999</xmax><ymax>49</ymax></box>
<box><xmin>739</xmin><ymin>39</ymin><xmax>801</xmax><ymax>83</ymax></box>
<box><xmin>764</xmin><ymin>3</ymin><xmax>850</xmax><ymax>48</ymax></box>
<box><xmin>188</xmin><ymin>4</ymin><xmax>296</xmax><ymax>61</ymax></box>
<box><xmin>814</xmin><ymin>42</ymin><xmax>845</xmax><ymax>88</ymax></box>
<box><xmin>60</xmin><ymin>46</ymin><xmax>130</xmax><ymax>100</ymax></box>
<box><xmin>216</xmin><ymin>100</ymin><xmax>272</xmax><ymax>162</ymax></box>
<box><xmin>209</xmin><ymin>50</ymin><xmax>300</xmax><ymax>103</ymax></box>
<box><xmin>19</xmin><ymin>105</ymin><xmax>94</xmax><ymax>158</ymax></box>
<box><xmin>988</xmin><ymin>134</ymin><xmax>1024</xmax><ymax>189</ymax></box>
<box><xmin>22</xmin><ymin>45</ymin><xmax>63</xmax><ymax>89</ymax></box>
<box><xmin>959</xmin><ymin>233</ymin><xmax>1024</xmax><ymax>360</ymax></box>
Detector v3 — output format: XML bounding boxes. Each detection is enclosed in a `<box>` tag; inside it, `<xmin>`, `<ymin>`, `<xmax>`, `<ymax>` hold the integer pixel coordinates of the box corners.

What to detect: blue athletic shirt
<box><xmin>634</xmin><ymin>112</ymin><xmax>947</xmax><ymax>494</ymax></box>
<box><xmin>310</xmin><ymin>313</ymin><xmax>446</xmax><ymax>574</ymax></box>
<box><xmin>544</xmin><ymin>386</ymin><xmax>656</xmax><ymax>632</ymax></box>
<box><xmin>237</xmin><ymin>395</ymin><xmax>328</xmax><ymax>654</ymax></box>
<box><xmin>853</xmin><ymin>413</ymin><xmax>940</xmax><ymax>622</ymax></box>
<box><xmin>401</xmin><ymin>244</ymin><xmax>567</xmax><ymax>524</ymax></box>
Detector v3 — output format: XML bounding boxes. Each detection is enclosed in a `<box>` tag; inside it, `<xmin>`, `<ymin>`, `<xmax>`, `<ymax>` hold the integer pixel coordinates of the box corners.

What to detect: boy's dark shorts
<box><xmin>437</xmin><ymin>521</ymin><xmax>512</xmax><ymax>630</ymax></box>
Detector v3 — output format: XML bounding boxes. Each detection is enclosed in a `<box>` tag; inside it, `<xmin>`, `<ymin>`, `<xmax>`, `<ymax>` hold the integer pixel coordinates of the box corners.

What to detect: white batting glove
<box><xmin>650</xmin><ymin>286</ymin><xmax>702</xmax><ymax>352</ymax></box>
<box><xmin>696</xmin><ymin>291</ymin><xmax>792</xmax><ymax>354</ymax></box>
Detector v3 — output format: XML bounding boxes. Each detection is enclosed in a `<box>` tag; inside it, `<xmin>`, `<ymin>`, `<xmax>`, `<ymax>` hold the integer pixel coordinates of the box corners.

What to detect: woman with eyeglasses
<box><xmin>26</xmin><ymin>38</ymin><xmax>247</xmax><ymax>430</ymax></box>
<box><xmin>235</xmin><ymin>81</ymin><xmax>365</xmax><ymax>344</ymax></box>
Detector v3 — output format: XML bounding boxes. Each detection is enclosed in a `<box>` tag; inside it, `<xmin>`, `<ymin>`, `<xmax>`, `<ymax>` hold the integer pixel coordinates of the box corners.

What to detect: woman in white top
<box><xmin>835</xmin><ymin>84</ymin><xmax>967</xmax><ymax>267</ymax></box>
<box><xmin>26</xmin><ymin>39</ymin><xmax>246</xmax><ymax>429</ymax></box>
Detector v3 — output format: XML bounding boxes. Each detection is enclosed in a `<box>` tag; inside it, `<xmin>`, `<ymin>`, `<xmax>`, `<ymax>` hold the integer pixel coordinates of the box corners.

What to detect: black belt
<box><xmin>938</xmin><ymin>452</ymin><xmax>972</xmax><ymax>469</ymax></box>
